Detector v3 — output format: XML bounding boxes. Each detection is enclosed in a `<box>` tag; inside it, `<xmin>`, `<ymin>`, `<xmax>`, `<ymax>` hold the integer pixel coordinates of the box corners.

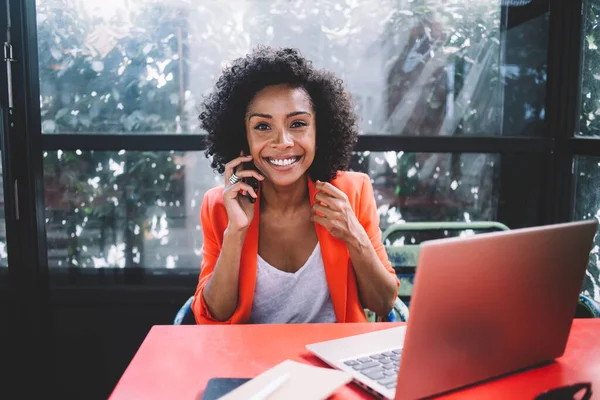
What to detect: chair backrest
<box><xmin>577</xmin><ymin>295</ymin><xmax>600</xmax><ymax>318</ymax></box>
<box><xmin>383</xmin><ymin>221</ymin><xmax>510</xmax><ymax>305</ymax></box>
<box><xmin>173</xmin><ymin>296</ymin><xmax>194</xmax><ymax>325</ymax></box>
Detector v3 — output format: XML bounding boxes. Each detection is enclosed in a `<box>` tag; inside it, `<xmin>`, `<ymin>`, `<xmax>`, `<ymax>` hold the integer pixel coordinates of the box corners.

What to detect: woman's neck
<box><xmin>260</xmin><ymin>174</ymin><xmax>310</xmax><ymax>216</ymax></box>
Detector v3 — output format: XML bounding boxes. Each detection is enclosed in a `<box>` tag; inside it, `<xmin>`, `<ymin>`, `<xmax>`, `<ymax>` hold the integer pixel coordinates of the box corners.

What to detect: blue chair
<box><xmin>385</xmin><ymin>298</ymin><xmax>410</xmax><ymax>322</ymax></box>
<box><xmin>174</xmin><ymin>295</ymin><xmax>408</xmax><ymax>324</ymax></box>
<box><xmin>577</xmin><ymin>295</ymin><xmax>600</xmax><ymax>318</ymax></box>
<box><xmin>174</xmin><ymin>296</ymin><xmax>194</xmax><ymax>325</ymax></box>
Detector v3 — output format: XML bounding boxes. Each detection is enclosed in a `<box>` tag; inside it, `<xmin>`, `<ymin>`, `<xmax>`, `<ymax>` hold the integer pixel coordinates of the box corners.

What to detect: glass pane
<box><xmin>36</xmin><ymin>0</ymin><xmax>547</xmax><ymax>136</ymax></box>
<box><xmin>351</xmin><ymin>152</ymin><xmax>500</xmax><ymax>230</ymax></box>
<box><xmin>44</xmin><ymin>150</ymin><xmax>544</xmax><ymax>269</ymax></box>
<box><xmin>572</xmin><ymin>156</ymin><xmax>600</xmax><ymax>301</ymax></box>
<box><xmin>580</xmin><ymin>0</ymin><xmax>600</xmax><ymax>137</ymax></box>
<box><xmin>0</xmin><ymin>152</ymin><xmax>6</xmax><ymax>267</ymax></box>
<box><xmin>44</xmin><ymin>150</ymin><xmax>221</xmax><ymax>269</ymax></box>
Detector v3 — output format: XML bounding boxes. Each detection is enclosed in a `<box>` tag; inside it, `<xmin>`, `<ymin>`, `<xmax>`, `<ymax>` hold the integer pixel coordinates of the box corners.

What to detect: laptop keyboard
<box><xmin>343</xmin><ymin>349</ymin><xmax>402</xmax><ymax>389</ymax></box>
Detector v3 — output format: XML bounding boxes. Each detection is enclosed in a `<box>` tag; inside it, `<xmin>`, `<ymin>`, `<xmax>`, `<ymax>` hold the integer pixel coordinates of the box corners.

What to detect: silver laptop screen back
<box><xmin>395</xmin><ymin>220</ymin><xmax>597</xmax><ymax>400</ymax></box>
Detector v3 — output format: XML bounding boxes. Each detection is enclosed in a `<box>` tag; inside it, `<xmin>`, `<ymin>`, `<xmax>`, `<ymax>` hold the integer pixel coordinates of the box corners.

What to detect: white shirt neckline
<box><xmin>257</xmin><ymin>242</ymin><xmax>321</xmax><ymax>277</ymax></box>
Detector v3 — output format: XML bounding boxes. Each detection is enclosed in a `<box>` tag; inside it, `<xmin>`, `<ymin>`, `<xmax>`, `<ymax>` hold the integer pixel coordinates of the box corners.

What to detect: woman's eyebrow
<box><xmin>247</xmin><ymin>111</ymin><xmax>312</xmax><ymax>121</ymax></box>
<box><xmin>247</xmin><ymin>113</ymin><xmax>272</xmax><ymax>121</ymax></box>
<box><xmin>287</xmin><ymin>111</ymin><xmax>311</xmax><ymax>118</ymax></box>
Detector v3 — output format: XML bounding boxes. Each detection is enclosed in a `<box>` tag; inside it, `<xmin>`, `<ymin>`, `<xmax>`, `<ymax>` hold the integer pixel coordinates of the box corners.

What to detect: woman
<box><xmin>192</xmin><ymin>47</ymin><xmax>399</xmax><ymax>324</ymax></box>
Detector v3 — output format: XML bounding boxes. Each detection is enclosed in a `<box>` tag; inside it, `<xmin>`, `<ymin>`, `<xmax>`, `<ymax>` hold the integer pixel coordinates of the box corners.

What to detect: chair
<box><xmin>173</xmin><ymin>296</ymin><xmax>194</xmax><ymax>325</ymax></box>
<box><xmin>174</xmin><ymin>296</ymin><xmax>407</xmax><ymax>324</ymax></box>
<box><xmin>576</xmin><ymin>295</ymin><xmax>600</xmax><ymax>318</ymax></box>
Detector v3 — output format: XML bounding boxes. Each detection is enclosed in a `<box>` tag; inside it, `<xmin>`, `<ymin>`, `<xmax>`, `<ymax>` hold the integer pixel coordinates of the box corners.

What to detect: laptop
<box><xmin>306</xmin><ymin>220</ymin><xmax>598</xmax><ymax>399</ymax></box>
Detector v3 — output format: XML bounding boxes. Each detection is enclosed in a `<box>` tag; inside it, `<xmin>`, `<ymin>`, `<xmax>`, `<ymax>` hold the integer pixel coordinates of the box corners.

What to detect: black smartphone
<box><xmin>242</xmin><ymin>160</ymin><xmax>260</xmax><ymax>203</ymax></box>
<box><xmin>240</xmin><ymin>145</ymin><xmax>260</xmax><ymax>203</ymax></box>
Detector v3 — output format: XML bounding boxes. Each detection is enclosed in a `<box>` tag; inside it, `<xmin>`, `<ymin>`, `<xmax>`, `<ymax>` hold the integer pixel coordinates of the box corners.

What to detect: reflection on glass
<box><xmin>0</xmin><ymin>152</ymin><xmax>6</xmax><ymax>267</ymax></box>
<box><xmin>573</xmin><ymin>157</ymin><xmax>600</xmax><ymax>301</ymax></box>
<box><xmin>44</xmin><ymin>150</ymin><xmax>501</xmax><ymax>269</ymax></box>
<box><xmin>36</xmin><ymin>0</ymin><xmax>546</xmax><ymax>136</ymax></box>
<box><xmin>44</xmin><ymin>151</ymin><xmax>222</xmax><ymax>268</ymax></box>
<box><xmin>351</xmin><ymin>152</ymin><xmax>500</xmax><ymax>230</ymax></box>
<box><xmin>580</xmin><ymin>0</ymin><xmax>600</xmax><ymax>137</ymax></box>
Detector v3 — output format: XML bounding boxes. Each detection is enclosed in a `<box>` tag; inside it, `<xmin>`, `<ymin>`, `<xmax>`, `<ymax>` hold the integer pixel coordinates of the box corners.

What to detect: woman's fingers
<box><xmin>224</xmin><ymin>181</ymin><xmax>257</xmax><ymax>199</ymax></box>
<box><xmin>311</xmin><ymin>202</ymin><xmax>332</xmax><ymax>217</ymax></box>
<box><xmin>224</xmin><ymin>155</ymin><xmax>253</xmax><ymax>182</ymax></box>
<box><xmin>314</xmin><ymin>191</ymin><xmax>342</xmax><ymax>211</ymax></box>
<box><xmin>310</xmin><ymin>213</ymin><xmax>327</xmax><ymax>227</ymax></box>
<box><xmin>230</xmin><ymin>169</ymin><xmax>264</xmax><ymax>182</ymax></box>
<box><xmin>315</xmin><ymin>180</ymin><xmax>347</xmax><ymax>201</ymax></box>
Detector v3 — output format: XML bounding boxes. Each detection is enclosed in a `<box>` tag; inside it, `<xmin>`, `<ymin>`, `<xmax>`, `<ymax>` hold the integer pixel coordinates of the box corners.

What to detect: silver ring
<box><xmin>229</xmin><ymin>173</ymin><xmax>241</xmax><ymax>185</ymax></box>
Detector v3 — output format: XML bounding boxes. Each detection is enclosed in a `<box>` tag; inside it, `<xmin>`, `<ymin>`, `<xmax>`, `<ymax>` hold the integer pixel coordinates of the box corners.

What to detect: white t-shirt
<box><xmin>248</xmin><ymin>243</ymin><xmax>337</xmax><ymax>324</ymax></box>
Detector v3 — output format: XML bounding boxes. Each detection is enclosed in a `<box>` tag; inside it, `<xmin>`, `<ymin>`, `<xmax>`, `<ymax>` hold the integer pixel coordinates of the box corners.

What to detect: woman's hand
<box><xmin>311</xmin><ymin>179</ymin><xmax>398</xmax><ymax>317</ymax></box>
<box><xmin>310</xmin><ymin>180</ymin><xmax>366</xmax><ymax>245</ymax></box>
<box><xmin>223</xmin><ymin>153</ymin><xmax>264</xmax><ymax>233</ymax></box>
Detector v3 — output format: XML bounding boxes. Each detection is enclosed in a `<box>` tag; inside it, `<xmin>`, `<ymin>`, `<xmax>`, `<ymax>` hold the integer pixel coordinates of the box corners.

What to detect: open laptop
<box><xmin>306</xmin><ymin>220</ymin><xmax>598</xmax><ymax>399</ymax></box>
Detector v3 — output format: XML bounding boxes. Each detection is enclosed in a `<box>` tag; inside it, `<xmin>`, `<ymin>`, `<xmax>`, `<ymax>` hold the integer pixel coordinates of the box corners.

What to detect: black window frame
<box><xmin>3</xmin><ymin>0</ymin><xmax>600</xmax><ymax>281</ymax></box>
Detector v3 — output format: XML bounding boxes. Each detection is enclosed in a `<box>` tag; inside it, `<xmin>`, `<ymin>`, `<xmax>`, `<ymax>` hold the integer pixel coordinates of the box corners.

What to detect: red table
<box><xmin>110</xmin><ymin>320</ymin><xmax>600</xmax><ymax>400</ymax></box>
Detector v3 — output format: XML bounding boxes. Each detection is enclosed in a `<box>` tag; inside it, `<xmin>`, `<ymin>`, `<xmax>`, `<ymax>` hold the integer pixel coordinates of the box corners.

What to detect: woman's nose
<box><xmin>272</xmin><ymin>129</ymin><xmax>294</xmax><ymax>148</ymax></box>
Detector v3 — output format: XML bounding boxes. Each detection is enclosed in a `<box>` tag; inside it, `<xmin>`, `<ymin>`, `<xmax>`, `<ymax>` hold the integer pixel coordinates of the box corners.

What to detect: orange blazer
<box><xmin>192</xmin><ymin>171</ymin><xmax>399</xmax><ymax>324</ymax></box>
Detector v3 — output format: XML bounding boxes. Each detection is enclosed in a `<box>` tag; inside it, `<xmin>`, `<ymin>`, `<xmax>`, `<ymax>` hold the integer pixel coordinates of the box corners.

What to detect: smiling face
<box><xmin>245</xmin><ymin>84</ymin><xmax>316</xmax><ymax>187</ymax></box>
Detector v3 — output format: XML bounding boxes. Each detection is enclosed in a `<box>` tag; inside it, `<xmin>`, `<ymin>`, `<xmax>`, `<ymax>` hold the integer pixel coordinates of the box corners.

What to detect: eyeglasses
<box><xmin>535</xmin><ymin>382</ymin><xmax>592</xmax><ymax>400</ymax></box>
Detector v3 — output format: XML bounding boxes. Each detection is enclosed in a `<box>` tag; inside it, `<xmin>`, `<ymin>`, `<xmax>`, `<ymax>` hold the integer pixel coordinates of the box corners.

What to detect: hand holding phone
<box><xmin>222</xmin><ymin>152</ymin><xmax>263</xmax><ymax>231</ymax></box>
<box><xmin>242</xmin><ymin>160</ymin><xmax>261</xmax><ymax>203</ymax></box>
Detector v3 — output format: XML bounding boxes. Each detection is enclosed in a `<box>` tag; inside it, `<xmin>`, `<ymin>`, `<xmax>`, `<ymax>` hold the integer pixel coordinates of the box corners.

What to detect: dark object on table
<box><xmin>534</xmin><ymin>382</ymin><xmax>592</xmax><ymax>400</ymax></box>
<box><xmin>201</xmin><ymin>378</ymin><xmax>251</xmax><ymax>400</ymax></box>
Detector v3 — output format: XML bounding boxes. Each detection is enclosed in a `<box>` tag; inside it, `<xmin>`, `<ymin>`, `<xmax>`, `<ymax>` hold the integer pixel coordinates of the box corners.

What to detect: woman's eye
<box><xmin>254</xmin><ymin>123</ymin><xmax>270</xmax><ymax>131</ymax></box>
<box><xmin>291</xmin><ymin>121</ymin><xmax>307</xmax><ymax>128</ymax></box>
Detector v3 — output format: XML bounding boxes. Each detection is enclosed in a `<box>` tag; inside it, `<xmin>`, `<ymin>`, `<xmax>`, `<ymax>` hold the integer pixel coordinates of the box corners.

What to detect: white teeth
<box><xmin>269</xmin><ymin>157</ymin><xmax>297</xmax><ymax>166</ymax></box>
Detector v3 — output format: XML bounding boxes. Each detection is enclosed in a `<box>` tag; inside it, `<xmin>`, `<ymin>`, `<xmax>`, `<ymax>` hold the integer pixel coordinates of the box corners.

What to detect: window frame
<box><xmin>3</xmin><ymin>0</ymin><xmax>597</xmax><ymax>280</ymax></box>
<box><xmin>1</xmin><ymin>2</ymin><xmax>597</xmax><ymax>265</ymax></box>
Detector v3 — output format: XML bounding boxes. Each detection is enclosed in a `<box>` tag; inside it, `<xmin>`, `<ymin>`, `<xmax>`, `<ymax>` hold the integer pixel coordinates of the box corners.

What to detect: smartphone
<box><xmin>240</xmin><ymin>145</ymin><xmax>260</xmax><ymax>203</ymax></box>
<box><xmin>242</xmin><ymin>160</ymin><xmax>260</xmax><ymax>203</ymax></box>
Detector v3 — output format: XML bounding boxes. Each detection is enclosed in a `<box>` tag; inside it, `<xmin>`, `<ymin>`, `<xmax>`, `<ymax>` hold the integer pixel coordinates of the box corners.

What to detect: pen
<box><xmin>248</xmin><ymin>373</ymin><xmax>290</xmax><ymax>400</ymax></box>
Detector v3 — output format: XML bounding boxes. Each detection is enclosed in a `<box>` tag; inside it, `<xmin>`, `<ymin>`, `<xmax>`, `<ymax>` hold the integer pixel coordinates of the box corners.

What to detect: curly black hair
<box><xmin>199</xmin><ymin>46</ymin><xmax>358</xmax><ymax>182</ymax></box>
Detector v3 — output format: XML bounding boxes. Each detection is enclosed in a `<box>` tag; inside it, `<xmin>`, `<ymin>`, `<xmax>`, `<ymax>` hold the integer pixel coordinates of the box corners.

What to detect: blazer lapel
<box><xmin>309</xmin><ymin>178</ymin><xmax>348</xmax><ymax>322</ymax></box>
<box><xmin>236</xmin><ymin>194</ymin><xmax>260</xmax><ymax>323</ymax></box>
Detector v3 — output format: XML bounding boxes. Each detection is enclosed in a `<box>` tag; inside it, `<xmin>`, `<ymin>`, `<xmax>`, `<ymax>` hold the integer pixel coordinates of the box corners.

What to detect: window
<box><xmin>573</xmin><ymin>0</ymin><xmax>600</xmax><ymax>301</ymax></box>
<box><xmin>580</xmin><ymin>0</ymin><xmax>600</xmax><ymax>137</ymax></box>
<box><xmin>36</xmin><ymin>0</ymin><xmax>547</xmax><ymax>136</ymax></box>
<box><xmin>352</xmin><ymin>151</ymin><xmax>502</xmax><ymax>229</ymax></box>
<box><xmin>33</xmin><ymin>1</ymin><xmax>553</xmax><ymax>275</ymax></box>
<box><xmin>572</xmin><ymin>156</ymin><xmax>600</xmax><ymax>300</ymax></box>
<box><xmin>45</xmin><ymin>150</ymin><xmax>544</xmax><ymax>269</ymax></box>
<box><xmin>44</xmin><ymin>150</ymin><xmax>220</xmax><ymax>268</ymax></box>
